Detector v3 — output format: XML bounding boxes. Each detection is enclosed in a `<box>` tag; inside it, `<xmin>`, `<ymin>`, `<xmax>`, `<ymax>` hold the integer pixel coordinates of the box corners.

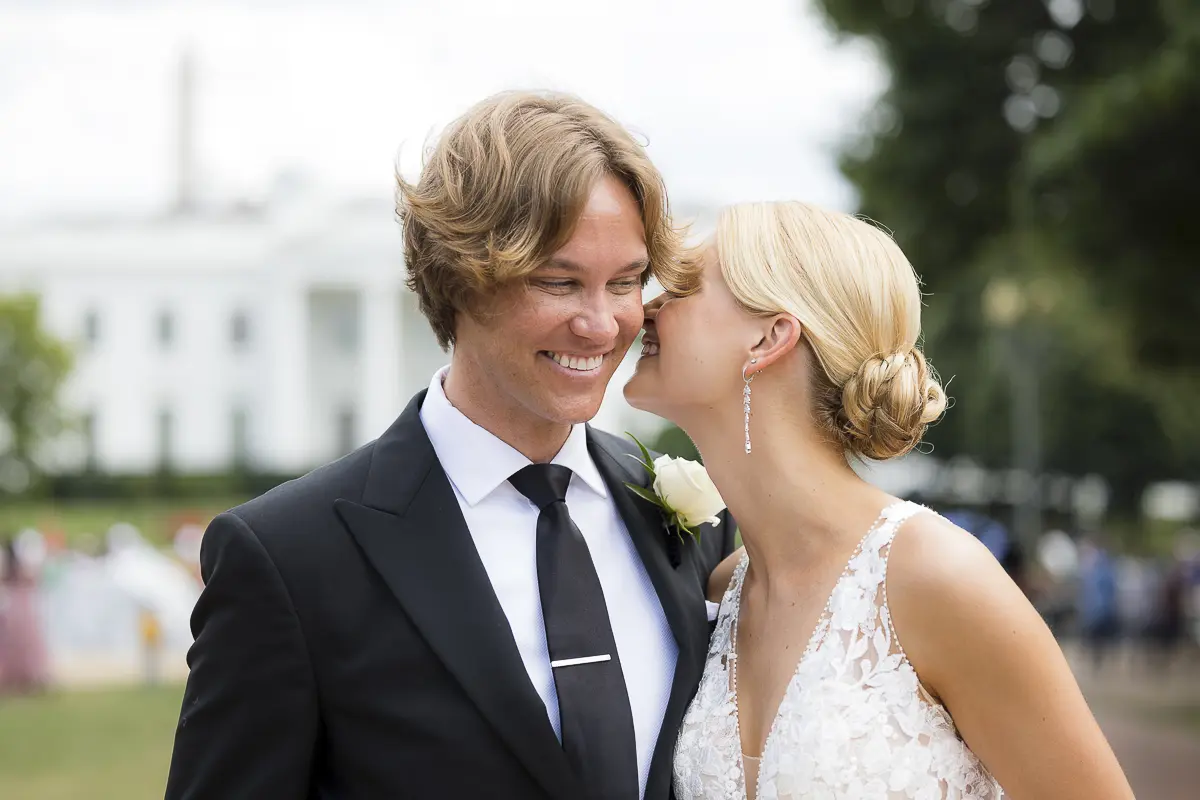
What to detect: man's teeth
<box><xmin>641</xmin><ymin>342</ymin><xmax>659</xmax><ymax>356</ymax></box>
<box><xmin>548</xmin><ymin>352</ymin><xmax>604</xmax><ymax>371</ymax></box>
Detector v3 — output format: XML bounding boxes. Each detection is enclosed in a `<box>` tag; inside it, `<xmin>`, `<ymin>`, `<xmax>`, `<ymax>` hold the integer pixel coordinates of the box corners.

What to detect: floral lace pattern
<box><xmin>673</xmin><ymin>501</ymin><xmax>1003</xmax><ymax>800</ymax></box>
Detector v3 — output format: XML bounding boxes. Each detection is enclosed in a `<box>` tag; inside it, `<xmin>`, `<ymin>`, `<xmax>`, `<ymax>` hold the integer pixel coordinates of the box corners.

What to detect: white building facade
<box><xmin>0</xmin><ymin>198</ymin><xmax>663</xmax><ymax>477</ymax></box>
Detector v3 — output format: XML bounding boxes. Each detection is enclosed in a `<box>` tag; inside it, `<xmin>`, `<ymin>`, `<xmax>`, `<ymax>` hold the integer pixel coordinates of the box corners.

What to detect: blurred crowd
<box><xmin>1046</xmin><ymin>531</ymin><xmax>1200</xmax><ymax>675</ymax></box>
<box><xmin>945</xmin><ymin>508</ymin><xmax>1200</xmax><ymax>674</ymax></box>
<box><xmin>0</xmin><ymin>524</ymin><xmax>201</xmax><ymax>695</ymax></box>
<box><xmin>2</xmin><ymin>512</ymin><xmax>1199</xmax><ymax>696</ymax></box>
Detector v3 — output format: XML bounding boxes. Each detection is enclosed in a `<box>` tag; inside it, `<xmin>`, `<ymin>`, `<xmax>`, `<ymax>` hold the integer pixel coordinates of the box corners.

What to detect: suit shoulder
<box><xmin>229</xmin><ymin>443</ymin><xmax>376</xmax><ymax>542</ymax></box>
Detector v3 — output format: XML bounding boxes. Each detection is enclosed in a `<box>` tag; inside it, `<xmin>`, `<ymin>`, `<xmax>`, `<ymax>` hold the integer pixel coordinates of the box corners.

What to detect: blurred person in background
<box><xmin>166</xmin><ymin>91</ymin><xmax>737</xmax><ymax>800</ymax></box>
<box><xmin>1077</xmin><ymin>534</ymin><xmax>1120</xmax><ymax>672</ymax></box>
<box><xmin>138</xmin><ymin>605</ymin><xmax>163</xmax><ymax>686</ymax></box>
<box><xmin>1114</xmin><ymin>551</ymin><xmax>1157</xmax><ymax>659</ymax></box>
<box><xmin>1152</xmin><ymin>530</ymin><xmax>1200</xmax><ymax>672</ymax></box>
<box><xmin>1033</xmin><ymin>529</ymin><xmax>1080</xmax><ymax>636</ymax></box>
<box><xmin>0</xmin><ymin>534</ymin><xmax>50</xmax><ymax>695</ymax></box>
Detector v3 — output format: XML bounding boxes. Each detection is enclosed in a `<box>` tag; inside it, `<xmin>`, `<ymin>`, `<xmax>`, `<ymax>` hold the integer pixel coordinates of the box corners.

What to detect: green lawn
<box><xmin>0</xmin><ymin>499</ymin><xmax>246</xmax><ymax>547</ymax></box>
<box><xmin>0</xmin><ymin>684</ymin><xmax>185</xmax><ymax>800</ymax></box>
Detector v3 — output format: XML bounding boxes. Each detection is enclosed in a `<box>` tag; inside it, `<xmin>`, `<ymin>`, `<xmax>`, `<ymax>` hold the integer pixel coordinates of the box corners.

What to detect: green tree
<box><xmin>0</xmin><ymin>295</ymin><xmax>74</xmax><ymax>495</ymax></box>
<box><xmin>810</xmin><ymin>0</ymin><xmax>1198</xmax><ymax>508</ymax></box>
<box><xmin>1019</xmin><ymin>0</ymin><xmax>1200</xmax><ymax>443</ymax></box>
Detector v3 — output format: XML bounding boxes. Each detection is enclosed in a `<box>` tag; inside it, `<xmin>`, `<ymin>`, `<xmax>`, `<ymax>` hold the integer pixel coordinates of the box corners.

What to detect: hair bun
<box><xmin>839</xmin><ymin>348</ymin><xmax>946</xmax><ymax>460</ymax></box>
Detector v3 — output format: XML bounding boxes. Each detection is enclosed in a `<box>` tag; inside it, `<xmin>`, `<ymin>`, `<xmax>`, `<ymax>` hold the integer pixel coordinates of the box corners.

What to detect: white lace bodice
<box><xmin>673</xmin><ymin>501</ymin><xmax>1002</xmax><ymax>800</ymax></box>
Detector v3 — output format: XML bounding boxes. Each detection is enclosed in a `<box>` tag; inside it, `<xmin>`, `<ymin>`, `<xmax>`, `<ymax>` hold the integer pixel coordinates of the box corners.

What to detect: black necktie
<box><xmin>509</xmin><ymin>463</ymin><xmax>639</xmax><ymax>800</ymax></box>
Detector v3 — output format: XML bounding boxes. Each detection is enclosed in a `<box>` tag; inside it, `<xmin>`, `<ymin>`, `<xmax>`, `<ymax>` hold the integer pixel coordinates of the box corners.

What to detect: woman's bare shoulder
<box><xmin>885</xmin><ymin>509</ymin><xmax>1037</xmax><ymax>692</ymax></box>
<box><xmin>885</xmin><ymin>509</ymin><xmax>1134</xmax><ymax>796</ymax></box>
<box><xmin>886</xmin><ymin>510</ymin><xmax>1004</xmax><ymax>597</ymax></box>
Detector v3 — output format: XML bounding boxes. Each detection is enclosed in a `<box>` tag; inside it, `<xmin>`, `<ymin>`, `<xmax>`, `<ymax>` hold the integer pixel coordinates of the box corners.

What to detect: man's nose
<box><xmin>569</xmin><ymin>295</ymin><xmax>621</xmax><ymax>343</ymax></box>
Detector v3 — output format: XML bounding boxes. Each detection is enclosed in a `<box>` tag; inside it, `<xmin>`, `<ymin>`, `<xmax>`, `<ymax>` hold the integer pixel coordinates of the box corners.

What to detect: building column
<box><xmin>359</xmin><ymin>278</ymin><xmax>404</xmax><ymax>442</ymax></box>
<box><xmin>262</xmin><ymin>279</ymin><xmax>311</xmax><ymax>473</ymax></box>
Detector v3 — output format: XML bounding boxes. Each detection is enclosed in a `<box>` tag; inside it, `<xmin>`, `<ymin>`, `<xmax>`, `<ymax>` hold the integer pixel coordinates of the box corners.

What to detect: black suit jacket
<box><xmin>165</xmin><ymin>390</ymin><xmax>737</xmax><ymax>799</ymax></box>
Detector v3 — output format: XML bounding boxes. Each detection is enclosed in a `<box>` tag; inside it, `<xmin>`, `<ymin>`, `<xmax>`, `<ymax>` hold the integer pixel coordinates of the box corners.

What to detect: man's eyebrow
<box><xmin>542</xmin><ymin>257</ymin><xmax>650</xmax><ymax>273</ymax></box>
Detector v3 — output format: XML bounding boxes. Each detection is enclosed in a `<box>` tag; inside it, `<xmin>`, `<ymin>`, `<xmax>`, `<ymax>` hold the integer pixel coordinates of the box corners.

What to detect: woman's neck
<box><xmin>682</xmin><ymin>397</ymin><xmax>896</xmax><ymax>585</ymax></box>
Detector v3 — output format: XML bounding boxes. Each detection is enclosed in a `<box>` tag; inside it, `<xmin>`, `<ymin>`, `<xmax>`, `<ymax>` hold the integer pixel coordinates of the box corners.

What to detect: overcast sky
<box><xmin>0</xmin><ymin>0</ymin><xmax>884</xmax><ymax>222</ymax></box>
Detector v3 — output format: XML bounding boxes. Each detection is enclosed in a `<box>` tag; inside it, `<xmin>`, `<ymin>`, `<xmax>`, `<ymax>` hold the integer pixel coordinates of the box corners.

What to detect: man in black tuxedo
<box><xmin>165</xmin><ymin>90</ymin><xmax>736</xmax><ymax>800</ymax></box>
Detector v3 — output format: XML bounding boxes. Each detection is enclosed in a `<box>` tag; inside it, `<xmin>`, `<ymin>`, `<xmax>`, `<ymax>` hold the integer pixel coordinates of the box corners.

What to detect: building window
<box><xmin>336</xmin><ymin>406</ymin><xmax>357</xmax><ymax>455</ymax></box>
<box><xmin>231</xmin><ymin>310</ymin><xmax>250</xmax><ymax>350</ymax></box>
<box><xmin>81</xmin><ymin>411</ymin><xmax>98</xmax><ymax>472</ymax></box>
<box><xmin>333</xmin><ymin>303</ymin><xmax>358</xmax><ymax>353</ymax></box>
<box><xmin>157</xmin><ymin>310</ymin><xmax>175</xmax><ymax>348</ymax></box>
<box><xmin>157</xmin><ymin>407</ymin><xmax>174</xmax><ymax>470</ymax></box>
<box><xmin>83</xmin><ymin>309</ymin><xmax>100</xmax><ymax>347</ymax></box>
<box><xmin>231</xmin><ymin>406</ymin><xmax>249</xmax><ymax>469</ymax></box>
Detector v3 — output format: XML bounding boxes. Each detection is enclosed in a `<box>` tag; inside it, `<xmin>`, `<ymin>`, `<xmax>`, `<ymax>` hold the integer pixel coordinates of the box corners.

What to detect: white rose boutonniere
<box><xmin>624</xmin><ymin>433</ymin><xmax>726</xmax><ymax>542</ymax></box>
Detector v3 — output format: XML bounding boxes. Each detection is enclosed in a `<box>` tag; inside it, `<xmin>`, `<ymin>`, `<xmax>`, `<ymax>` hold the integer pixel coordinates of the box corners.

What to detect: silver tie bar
<box><xmin>550</xmin><ymin>654</ymin><xmax>611</xmax><ymax>669</ymax></box>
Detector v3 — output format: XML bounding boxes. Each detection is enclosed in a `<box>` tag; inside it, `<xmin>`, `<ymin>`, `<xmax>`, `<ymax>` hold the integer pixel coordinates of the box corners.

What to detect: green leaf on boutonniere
<box><xmin>625</xmin><ymin>432</ymin><xmax>656</xmax><ymax>474</ymax></box>
<box><xmin>671</xmin><ymin>516</ymin><xmax>698</xmax><ymax>542</ymax></box>
<box><xmin>623</xmin><ymin>482</ymin><xmax>662</xmax><ymax>507</ymax></box>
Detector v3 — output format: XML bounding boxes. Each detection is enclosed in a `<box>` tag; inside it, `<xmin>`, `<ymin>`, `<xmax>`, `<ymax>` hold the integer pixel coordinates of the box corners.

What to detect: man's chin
<box><xmin>538</xmin><ymin>393</ymin><xmax>606</xmax><ymax>427</ymax></box>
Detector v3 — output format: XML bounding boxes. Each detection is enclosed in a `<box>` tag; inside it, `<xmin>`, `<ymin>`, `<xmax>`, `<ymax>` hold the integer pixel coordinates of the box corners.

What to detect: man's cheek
<box><xmin>618</xmin><ymin>300</ymin><xmax>646</xmax><ymax>335</ymax></box>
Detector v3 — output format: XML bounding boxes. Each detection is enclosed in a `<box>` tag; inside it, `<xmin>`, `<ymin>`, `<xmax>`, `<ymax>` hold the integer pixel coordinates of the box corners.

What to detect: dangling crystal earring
<box><xmin>742</xmin><ymin>358</ymin><xmax>757</xmax><ymax>454</ymax></box>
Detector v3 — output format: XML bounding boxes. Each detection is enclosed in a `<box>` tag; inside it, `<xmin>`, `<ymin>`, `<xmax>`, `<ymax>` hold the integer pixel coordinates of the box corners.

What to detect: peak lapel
<box><xmin>587</xmin><ymin>428</ymin><xmax>709</xmax><ymax>800</ymax></box>
<box><xmin>335</xmin><ymin>393</ymin><xmax>578</xmax><ymax>800</ymax></box>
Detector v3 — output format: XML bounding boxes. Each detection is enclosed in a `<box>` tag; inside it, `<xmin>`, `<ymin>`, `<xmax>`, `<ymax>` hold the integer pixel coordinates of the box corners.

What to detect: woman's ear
<box><xmin>745</xmin><ymin>314</ymin><xmax>802</xmax><ymax>377</ymax></box>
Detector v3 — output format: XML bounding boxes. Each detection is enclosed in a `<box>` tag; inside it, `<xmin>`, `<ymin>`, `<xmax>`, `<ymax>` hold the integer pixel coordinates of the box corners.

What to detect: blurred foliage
<box><xmin>810</xmin><ymin>0</ymin><xmax>1200</xmax><ymax>512</ymax></box>
<box><xmin>0</xmin><ymin>497</ymin><xmax>246</xmax><ymax>548</ymax></box>
<box><xmin>0</xmin><ymin>295</ymin><xmax>73</xmax><ymax>497</ymax></box>
<box><xmin>650</xmin><ymin>424</ymin><xmax>702</xmax><ymax>462</ymax></box>
<box><xmin>0</xmin><ymin>470</ymin><xmax>294</xmax><ymax>546</ymax></box>
<box><xmin>43</xmin><ymin>470</ymin><xmax>293</xmax><ymax>501</ymax></box>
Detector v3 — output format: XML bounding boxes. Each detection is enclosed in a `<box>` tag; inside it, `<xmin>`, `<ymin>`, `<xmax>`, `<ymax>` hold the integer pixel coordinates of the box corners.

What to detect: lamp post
<box><xmin>983</xmin><ymin>278</ymin><xmax>1043</xmax><ymax>556</ymax></box>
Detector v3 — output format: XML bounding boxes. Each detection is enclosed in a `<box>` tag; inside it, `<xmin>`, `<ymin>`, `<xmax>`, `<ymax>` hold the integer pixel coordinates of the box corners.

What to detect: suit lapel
<box><xmin>335</xmin><ymin>392</ymin><xmax>579</xmax><ymax>800</ymax></box>
<box><xmin>587</xmin><ymin>429</ymin><xmax>709</xmax><ymax>799</ymax></box>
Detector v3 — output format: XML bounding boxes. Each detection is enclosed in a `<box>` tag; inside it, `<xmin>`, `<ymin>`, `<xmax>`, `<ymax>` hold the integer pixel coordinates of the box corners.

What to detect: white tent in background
<box><xmin>103</xmin><ymin>523</ymin><xmax>201</xmax><ymax>651</ymax></box>
<box><xmin>39</xmin><ymin>524</ymin><xmax>200</xmax><ymax>684</ymax></box>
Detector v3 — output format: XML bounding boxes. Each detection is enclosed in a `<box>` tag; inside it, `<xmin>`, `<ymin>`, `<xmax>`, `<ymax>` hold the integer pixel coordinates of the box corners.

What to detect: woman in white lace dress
<box><xmin>624</xmin><ymin>202</ymin><xmax>1132</xmax><ymax>799</ymax></box>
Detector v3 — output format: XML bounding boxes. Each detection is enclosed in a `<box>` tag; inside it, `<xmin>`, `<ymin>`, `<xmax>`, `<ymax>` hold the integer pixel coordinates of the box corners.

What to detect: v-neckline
<box><xmin>728</xmin><ymin>501</ymin><xmax>906</xmax><ymax>800</ymax></box>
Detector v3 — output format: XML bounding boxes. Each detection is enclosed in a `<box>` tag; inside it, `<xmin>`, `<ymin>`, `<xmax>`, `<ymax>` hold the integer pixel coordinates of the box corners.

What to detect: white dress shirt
<box><xmin>420</xmin><ymin>367</ymin><xmax>677</xmax><ymax>798</ymax></box>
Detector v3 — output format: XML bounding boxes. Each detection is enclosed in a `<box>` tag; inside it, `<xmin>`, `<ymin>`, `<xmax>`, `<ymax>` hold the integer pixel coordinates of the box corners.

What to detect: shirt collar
<box><xmin>419</xmin><ymin>366</ymin><xmax>610</xmax><ymax>507</ymax></box>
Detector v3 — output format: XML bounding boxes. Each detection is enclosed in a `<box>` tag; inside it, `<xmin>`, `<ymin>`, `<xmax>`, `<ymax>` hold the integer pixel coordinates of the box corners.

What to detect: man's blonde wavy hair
<box><xmin>397</xmin><ymin>91</ymin><xmax>688</xmax><ymax>349</ymax></box>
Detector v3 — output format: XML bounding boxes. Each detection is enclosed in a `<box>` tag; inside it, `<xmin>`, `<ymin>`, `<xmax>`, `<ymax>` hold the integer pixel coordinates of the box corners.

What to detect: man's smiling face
<box><xmin>452</xmin><ymin>173</ymin><xmax>649</xmax><ymax>428</ymax></box>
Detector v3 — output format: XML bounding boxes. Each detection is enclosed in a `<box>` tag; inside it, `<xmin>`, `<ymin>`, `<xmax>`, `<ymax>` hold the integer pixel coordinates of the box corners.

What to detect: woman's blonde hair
<box><xmin>676</xmin><ymin>201</ymin><xmax>947</xmax><ymax>460</ymax></box>
<box><xmin>397</xmin><ymin>90</ymin><xmax>688</xmax><ymax>349</ymax></box>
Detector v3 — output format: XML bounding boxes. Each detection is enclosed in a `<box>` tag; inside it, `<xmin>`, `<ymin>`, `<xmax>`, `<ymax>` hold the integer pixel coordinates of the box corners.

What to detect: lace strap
<box><xmin>725</xmin><ymin>550</ymin><xmax>750</xmax><ymax>605</ymax></box>
<box><xmin>876</xmin><ymin>501</ymin><xmax>931</xmax><ymax>660</ymax></box>
<box><xmin>875</xmin><ymin>501</ymin><xmax>927</xmax><ymax>551</ymax></box>
<box><xmin>705</xmin><ymin>551</ymin><xmax>750</xmax><ymax>656</ymax></box>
